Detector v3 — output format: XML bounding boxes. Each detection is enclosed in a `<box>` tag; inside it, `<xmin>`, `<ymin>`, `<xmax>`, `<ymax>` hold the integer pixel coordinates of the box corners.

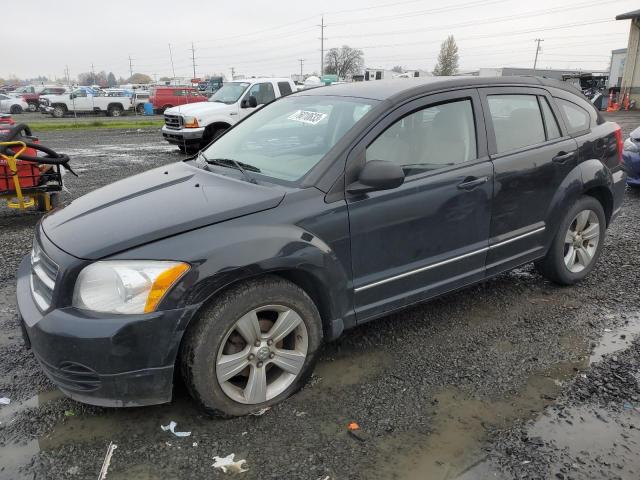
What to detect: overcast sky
<box><xmin>1</xmin><ymin>0</ymin><xmax>635</xmax><ymax>81</ymax></box>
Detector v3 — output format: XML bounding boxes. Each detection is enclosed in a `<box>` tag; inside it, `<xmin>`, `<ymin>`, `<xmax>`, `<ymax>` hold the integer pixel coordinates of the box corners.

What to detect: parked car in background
<box><xmin>622</xmin><ymin>125</ymin><xmax>640</xmax><ymax>188</ymax></box>
<box><xmin>39</xmin><ymin>88</ymin><xmax>130</xmax><ymax>117</ymax></box>
<box><xmin>16</xmin><ymin>77</ymin><xmax>626</xmax><ymax>417</ymax></box>
<box><xmin>149</xmin><ymin>86</ymin><xmax>207</xmax><ymax>114</ymax></box>
<box><xmin>21</xmin><ymin>86</ymin><xmax>67</xmax><ymax>112</ymax></box>
<box><xmin>162</xmin><ymin>77</ymin><xmax>295</xmax><ymax>152</ymax></box>
<box><xmin>198</xmin><ymin>77</ymin><xmax>224</xmax><ymax>95</ymax></box>
<box><xmin>131</xmin><ymin>91</ymin><xmax>150</xmax><ymax>114</ymax></box>
<box><xmin>0</xmin><ymin>93</ymin><xmax>28</xmax><ymax>113</ymax></box>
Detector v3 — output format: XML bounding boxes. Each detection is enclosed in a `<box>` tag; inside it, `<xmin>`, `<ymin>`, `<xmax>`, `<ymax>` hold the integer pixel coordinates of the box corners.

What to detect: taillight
<box><xmin>614</xmin><ymin>124</ymin><xmax>623</xmax><ymax>164</ymax></box>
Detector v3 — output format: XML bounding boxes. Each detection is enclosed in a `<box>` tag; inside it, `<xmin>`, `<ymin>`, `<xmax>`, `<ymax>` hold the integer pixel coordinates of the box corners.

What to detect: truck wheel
<box><xmin>136</xmin><ymin>104</ymin><xmax>145</xmax><ymax>114</ymax></box>
<box><xmin>27</xmin><ymin>103</ymin><xmax>38</xmax><ymax>112</ymax></box>
<box><xmin>200</xmin><ymin>126</ymin><xmax>228</xmax><ymax>149</ymax></box>
<box><xmin>10</xmin><ymin>105</ymin><xmax>23</xmax><ymax>114</ymax></box>
<box><xmin>108</xmin><ymin>105</ymin><xmax>123</xmax><ymax>117</ymax></box>
<box><xmin>535</xmin><ymin>196</ymin><xmax>606</xmax><ymax>285</ymax></box>
<box><xmin>180</xmin><ymin>275</ymin><xmax>323</xmax><ymax>417</ymax></box>
<box><xmin>160</xmin><ymin>105</ymin><xmax>173</xmax><ymax>114</ymax></box>
<box><xmin>52</xmin><ymin>106</ymin><xmax>66</xmax><ymax>118</ymax></box>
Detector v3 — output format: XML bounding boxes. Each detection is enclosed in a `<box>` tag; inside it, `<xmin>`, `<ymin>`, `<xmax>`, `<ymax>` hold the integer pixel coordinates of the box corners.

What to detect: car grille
<box><xmin>164</xmin><ymin>114</ymin><xmax>183</xmax><ymax>129</ymax></box>
<box><xmin>30</xmin><ymin>240</ymin><xmax>58</xmax><ymax>311</ymax></box>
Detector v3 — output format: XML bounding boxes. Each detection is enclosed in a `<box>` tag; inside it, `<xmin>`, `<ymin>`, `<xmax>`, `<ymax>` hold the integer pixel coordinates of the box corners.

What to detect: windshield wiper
<box><xmin>203</xmin><ymin>156</ymin><xmax>261</xmax><ymax>183</ymax></box>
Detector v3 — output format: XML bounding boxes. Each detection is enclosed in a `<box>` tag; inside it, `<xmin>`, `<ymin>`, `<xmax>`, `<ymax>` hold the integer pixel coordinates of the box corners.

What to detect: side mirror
<box><xmin>241</xmin><ymin>95</ymin><xmax>258</xmax><ymax>108</ymax></box>
<box><xmin>347</xmin><ymin>160</ymin><xmax>405</xmax><ymax>194</ymax></box>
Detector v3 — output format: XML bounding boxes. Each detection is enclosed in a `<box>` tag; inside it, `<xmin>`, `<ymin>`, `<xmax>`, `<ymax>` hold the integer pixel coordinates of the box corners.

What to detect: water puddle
<box><xmin>371</xmin><ymin>311</ymin><xmax>640</xmax><ymax>479</ymax></box>
<box><xmin>313</xmin><ymin>349</ymin><xmax>391</xmax><ymax>389</ymax></box>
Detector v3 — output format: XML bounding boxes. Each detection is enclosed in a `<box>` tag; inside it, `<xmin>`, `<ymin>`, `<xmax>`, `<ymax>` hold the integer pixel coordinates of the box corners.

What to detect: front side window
<box><xmin>201</xmin><ymin>96</ymin><xmax>376</xmax><ymax>182</ymax></box>
<box><xmin>208</xmin><ymin>82</ymin><xmax>250</xmax><ymax>104</ymax></box>
<box><xmin>488</xmin><ymin>94</ymin><xmax>545</xmax><ymax>153</ymax></box>
<box><xmin>247</xmin><ymin>83</ymin><xmax>276</xmax><ymax>105</ymax></box>
<box><xmin>73</xmin><ymin>89</ymin><xmax>87</xmax><ymax>98</ymax></box>
<box><xmin>556</xmin><ymin>98</ymin><xmax>590</xmax><ymax>134</ymax></box>
<box><xmin>174</xmin><ymin>89</ymin><xmax>185</xmax><ymax>96</ymax></box>
<box><xmin>366</xmin><ymin>99</ymin><xmax>477</xmax><ymax>176</ymax></box>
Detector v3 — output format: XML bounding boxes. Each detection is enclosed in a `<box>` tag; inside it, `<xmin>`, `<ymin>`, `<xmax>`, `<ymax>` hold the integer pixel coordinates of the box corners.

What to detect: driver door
<box><xmin>346</xmin><ymin>89</ymin><xmax>494</xmax><ymax>321</ymax></box>
<box><xmin>71</xmin><ymin>90</ymin><xmax>91</xmax><ymax>112</ymax></box>
<box><xmin>239</xmin><ymin>82</ymin><xmax>276</xmax><ymax>120</ymax></box>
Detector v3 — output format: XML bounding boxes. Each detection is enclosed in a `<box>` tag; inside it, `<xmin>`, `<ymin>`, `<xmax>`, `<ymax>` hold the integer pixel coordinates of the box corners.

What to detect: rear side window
<box><xmin>488</xmin><ymin>95</ymin><xmax>545</xmax><ymax>153</ymax></box>
<box><xmin>539</xmin><ymin>97</ymin><xmax>561</xmax><ymax>140</ymax></box>
<box><xmin>556</xmin><ymin>98</ymin><xmax>590</xmax><ymax>134</ymax></box>
<box><xmin>277</xmin><ymin>82</ymin><xmax>293</xmax><ymax>96</ymax></box>
<box><xmin>247</xmin><ymin>83</ymin><xmax>276</xmax><ymax>105</ymax></box>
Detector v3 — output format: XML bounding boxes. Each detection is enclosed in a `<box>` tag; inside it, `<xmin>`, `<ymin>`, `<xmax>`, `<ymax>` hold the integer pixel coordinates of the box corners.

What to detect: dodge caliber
<box><xmin>17</xmin><ymin>77</ymin><xmax>626</xmax><ymax>416</ymax></box>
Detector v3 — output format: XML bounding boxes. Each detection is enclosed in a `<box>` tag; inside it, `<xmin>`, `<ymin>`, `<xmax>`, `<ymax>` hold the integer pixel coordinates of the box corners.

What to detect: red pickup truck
<box><xmin>22</xmin><ymin>87</ymin><xmax>67</xmax><ymax>112</ymax></box>
<box><xmin>149</xmin><ymin>86</ymin><xmax>207</xmax><ymax>113</ymax></box>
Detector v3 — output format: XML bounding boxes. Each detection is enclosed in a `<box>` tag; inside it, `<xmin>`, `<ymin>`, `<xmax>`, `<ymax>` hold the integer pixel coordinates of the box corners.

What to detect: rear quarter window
<box><xmin>555</xmin><ymin>98</ymin><xmax>591</xmax><ymax>134</ymax></box>
<box><xmin>277</xmin><ymin>82</ymin><xmax>293</xmax><ymax>96</ymax></box>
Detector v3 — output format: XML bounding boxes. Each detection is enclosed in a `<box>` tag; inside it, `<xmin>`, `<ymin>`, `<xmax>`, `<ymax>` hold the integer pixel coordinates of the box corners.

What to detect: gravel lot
<box><xmin>0</xmin><ymin>114</ymin><xmax>639</xmax><ymax>480</ymax></box>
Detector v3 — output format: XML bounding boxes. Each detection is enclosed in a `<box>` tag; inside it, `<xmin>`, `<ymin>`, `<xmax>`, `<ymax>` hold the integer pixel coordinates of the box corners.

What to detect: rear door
<box><xmin>479</xmin><ymin>87</ymin><xmax>578</xmax><ymax>275</ymax></box>
<box><xmin>347</xmin><ymin>89</ymin><xmax>493</xmax><ymax>320</ymax></box>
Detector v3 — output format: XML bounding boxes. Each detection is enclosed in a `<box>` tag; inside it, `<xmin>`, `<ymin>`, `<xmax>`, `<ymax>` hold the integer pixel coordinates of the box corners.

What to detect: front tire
<box><xmin>535</xmin><ymin>196</ymin><xmax>606</xmax><ymax>285</ymax></box>
<box><xmin>10</xmin><ymin>105</ymin><xmax>23</xmax><ymax>114</ymax></box>
<box><xmin>51</xmin><ymin>105</ymin><xmax>66</xmax><ymax>118</ymax></box>
<box><xmin>180</xmin><ymin>276</ymin><xmax>323</xmax><ymax>417</ymax></box>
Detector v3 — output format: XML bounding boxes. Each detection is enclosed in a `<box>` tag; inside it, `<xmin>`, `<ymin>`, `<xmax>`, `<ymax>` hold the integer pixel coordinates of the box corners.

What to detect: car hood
<box><xmin>165</xmin><ymin>101</ymin><xmax>230</xmax><ymax>116</ymax></box>
<box><xmin>42</xmin><ymin>161</ymin><xmax>285</xmax><ymax>260</ymax></box>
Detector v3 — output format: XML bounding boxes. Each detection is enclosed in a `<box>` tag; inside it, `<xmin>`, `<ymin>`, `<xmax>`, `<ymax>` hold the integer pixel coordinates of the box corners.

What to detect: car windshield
<box><xmin>201</xmin><ymin>95</ymin><xmax>377</xmax><ymax>182</ymax></box>
<box><xmin>208</xmin><ymin>82</ymin><xmax>250</xmax><ymax>104</ymax></box>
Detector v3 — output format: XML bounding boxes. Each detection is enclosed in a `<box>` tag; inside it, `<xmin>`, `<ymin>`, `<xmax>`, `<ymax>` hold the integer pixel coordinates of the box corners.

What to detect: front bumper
<box><xmin>16</xmin><ymin>255</ymin><xmax>198</xmax><ymax>407</ymax></box>
<box><xmin>161</xmin><ymin>125</ymin><xmax>205</xmax><ymax>145</ymax></box>
<box><xmin>623</xmin><ymin>151</ymin><xmax>640</xmax><ymax>186</ymax></box>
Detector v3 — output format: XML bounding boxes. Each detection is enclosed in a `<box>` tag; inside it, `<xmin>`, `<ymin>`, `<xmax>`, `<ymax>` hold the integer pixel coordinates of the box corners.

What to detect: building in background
<box><xmin>616</xmin><ymin>9</ymin><xmax>640</xmax><ymax>104</ymax></box>
<box><xmin>608</xmin><ymin>48</ymin><xmax>627</xmax><ymax>89</ymax></box>
<box><xmin>479</xmin><ymin>67</ymin><xmax>583</xmax><ymax>80</ymax></box>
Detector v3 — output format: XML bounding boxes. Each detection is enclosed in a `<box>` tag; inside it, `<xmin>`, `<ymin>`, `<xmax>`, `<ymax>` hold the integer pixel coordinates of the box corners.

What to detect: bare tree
<box><xmin>433</xmin><ymin>35</ymin><xmax>459</xmax><ymax>76</ymax></box>
<box><xmin>391</xmin><ymin>65</ymin><xmax>404</xmax><ymax>73</ymax></box>
<box><xmin>127</xmin><ymin>73</ymin><xmax>152</xmax><ymax>84</ymax></box>
<box><xmin>324</xmin><ymin>46</ymin><xmax>364</xmax><ymax>79</ymax></box>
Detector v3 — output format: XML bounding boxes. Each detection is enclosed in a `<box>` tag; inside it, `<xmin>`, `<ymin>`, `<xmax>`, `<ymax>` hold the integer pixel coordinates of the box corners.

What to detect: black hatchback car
<box><xmin>17</xmin><ymin>77</ymin><xmax>626</xmax><ymax>416</ymax></box>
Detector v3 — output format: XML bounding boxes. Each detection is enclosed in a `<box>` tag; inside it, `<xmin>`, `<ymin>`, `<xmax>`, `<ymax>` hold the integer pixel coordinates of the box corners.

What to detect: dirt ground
<box><xmin>0</xmin><ymin>112</ymin><xmax>639</xmax><ymax>480</ymax></box>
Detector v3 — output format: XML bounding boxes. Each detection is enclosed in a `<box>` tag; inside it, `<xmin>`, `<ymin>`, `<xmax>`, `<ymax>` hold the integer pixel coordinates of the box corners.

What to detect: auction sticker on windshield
<box><xmin>287</xmin><ymin>110</ymin><xmax>327</xmax><ymax>125</ymax></box>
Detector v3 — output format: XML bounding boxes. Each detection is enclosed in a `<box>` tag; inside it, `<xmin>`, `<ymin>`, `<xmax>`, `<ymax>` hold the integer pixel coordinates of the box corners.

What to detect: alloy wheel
<box><xmin>563</xmin><ymin>209</ymin><xmax>600</xmax><ymax>273</ymax></box>
<box><xmin>216</xmin><ymin>305</ymin><xmax>308</xmax><ymax>404</ymax></box>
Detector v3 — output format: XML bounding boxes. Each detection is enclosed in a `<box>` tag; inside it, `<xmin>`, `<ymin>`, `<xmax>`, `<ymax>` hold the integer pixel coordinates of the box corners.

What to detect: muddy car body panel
<box><xmin>16</xmin><ymin>76</ymin><xmax>626</xmax><ymax>408</ymax></box>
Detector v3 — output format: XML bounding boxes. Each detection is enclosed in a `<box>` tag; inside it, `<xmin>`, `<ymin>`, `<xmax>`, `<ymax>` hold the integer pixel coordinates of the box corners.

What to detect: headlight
<box><xmin>624</xmin><ymin>137</ymin><xmax>639</xmax><ymax>153</ymax></box>
<box><xmin>183</xmin><ymin>116</ymin><xmax>199</xmax><ymax>128</ymax></box>
<box><xmin>72</xmin><ymin>261</ymin><xmax>189</xmax><ymax>314</ymax></box>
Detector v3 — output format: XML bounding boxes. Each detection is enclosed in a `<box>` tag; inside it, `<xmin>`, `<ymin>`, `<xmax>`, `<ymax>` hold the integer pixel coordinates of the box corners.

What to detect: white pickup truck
<box><xmin>161</xmin><ymin>77</ymin><xmax>296</xmax><ymax>153</ymax></box>
<box><xmin>39</xmin><ymin>88</ymin><xmax>131</xmax><ymax>118</ymax></box>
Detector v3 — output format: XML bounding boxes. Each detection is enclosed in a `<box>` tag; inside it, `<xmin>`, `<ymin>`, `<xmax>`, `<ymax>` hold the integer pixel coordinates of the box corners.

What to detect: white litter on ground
<box><xmin>0</xmin><ymin>397</ymin><xmax>10</xmax><ymax>405</ymax></box>
<box><xmin>249</xmin><ymin>407</ymin><xmax>271</xmax><ymax>416</ymax></box>
<box><xmin>212</xmin><ymin>453</ymin><xmax>249</xmax><ymax>474</ymax></box>
<box><xmin>97</xmin><ymin>442</ymin><xmax>117</xmax><ymax>480</ymax></box>
<box><xmin>161</xmin><ymin>421</ymin><xmax>191</xmax><ymax>437</ymax></box>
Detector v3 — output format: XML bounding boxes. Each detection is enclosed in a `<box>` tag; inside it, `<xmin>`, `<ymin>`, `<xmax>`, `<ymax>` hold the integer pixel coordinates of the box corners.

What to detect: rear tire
<box><xmin>136</xmin><ymin>104</ymin><xmax>145</xmax><ymax>114</ymax></box>
<box><xmin>535</xmin><ymin>196</ymin><xmax>606</xmax><ymax>285</ymax></box>
<box><xmin>160</xmin><ymin>104</ymin><xmax>173</xmax><ymax>114</ymax></box>
<box><xmin>180</xmin><ymin>276</ymin><xmax>323</xmax><ymax>417</ymax></box>
<box><xmin>107</xmin><ymin>105</ymin><xmax>123</xmax><ymax>117</ymax></box>
<box><xmin>27</xmin><ymin>103</ymin><xmax>38</xmax><ymax>112</ymax></box>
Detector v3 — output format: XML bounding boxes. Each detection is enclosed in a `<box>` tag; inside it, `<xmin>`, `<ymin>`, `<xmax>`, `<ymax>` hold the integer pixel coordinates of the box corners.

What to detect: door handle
<box><xmin>552</xmin><ymin>151</ymin><xmax>575</xmax><ymax>163</ymax></box>
<box><xmin>457</xmin><ymin>176</ymin><xmax>489</xmax><ymax>190</ymax></box>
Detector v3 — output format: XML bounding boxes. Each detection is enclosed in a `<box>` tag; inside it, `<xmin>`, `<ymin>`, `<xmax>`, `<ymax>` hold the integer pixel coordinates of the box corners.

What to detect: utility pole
<box><xmin>533</xmin><ymin>38</ymin><xmax>544</xmax><ymax>72</ymax></box>
<box><xmin>91</xmin><ymin>63</ymin><xmax>96</xmax><ymax>84</ymax></box>
<box><xmin>231</xmin><ymin>67</ymin><xmax>235</xmax><ymax>80</ymax></box>
<box><xmin>168</xmin><ymin>43</ymin><xmax>176</xmax><ymax>82</ymax></box>
<box><xmin>128</xmin><ymin>55</ymin><xmax>134</xmax><ymax>80</ymax></box>
<box><xmin>190</xmin><ymin>42</ymin><xmax>197</xmax><ymax>79</ymax></box>
<box><xmin>319</xmin><ymin>16</ymin><xmax>326</xmax><ymax>77</ymax></box>
<box><xmin>298</xmin><ymin>58</ymin><xmax>305</xmax><ymax>79</ymax></box>
<box><xmin>64</xmin><ymin>65</ymin><xmax>70</xmax><ymax>86</ymax></box>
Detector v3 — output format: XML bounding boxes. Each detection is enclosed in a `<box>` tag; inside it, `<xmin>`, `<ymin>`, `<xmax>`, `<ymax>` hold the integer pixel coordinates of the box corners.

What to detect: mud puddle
<box><xmin>370</xmin><ymin>312</ymin><xmax>640</xmax><ymax>480</ymax></box>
